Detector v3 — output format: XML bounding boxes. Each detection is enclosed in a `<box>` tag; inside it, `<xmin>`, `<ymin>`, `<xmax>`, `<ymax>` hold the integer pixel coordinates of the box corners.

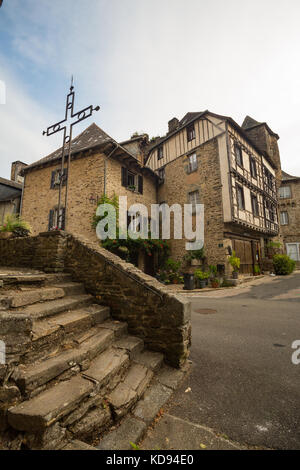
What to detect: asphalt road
<box><xmin>167</xmin><ymin>272</ymin><xmax>300</xmax><ymax>450</ymax></box>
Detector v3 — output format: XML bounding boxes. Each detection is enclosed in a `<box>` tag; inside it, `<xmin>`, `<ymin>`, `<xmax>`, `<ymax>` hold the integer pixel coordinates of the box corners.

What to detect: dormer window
<box><xmin>187</xmin><ymin>123</ymin><xmax>196</xmax><ymax>142</ymax></box>
<box><xmin>158</xmin><ymin>146</ymin><xmax>164</xmax><ymax>160</ymax></box>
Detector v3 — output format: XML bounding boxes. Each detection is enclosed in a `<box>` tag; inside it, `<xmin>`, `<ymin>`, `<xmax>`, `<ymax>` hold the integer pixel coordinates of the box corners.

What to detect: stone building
<box><xmin>146</xmin><ymin>111</ymin><xmax>280</xmax><ymax>275</ymax></box>
<box><xmin>279</xmin><ymin>171</ymin><xmax>300</xmax><ymax>265</ymax></box>
<box><xmin>20</xmin><ymin>111</ymin><xmax>282</xmax><ymax>276</ymax></box>
<box><xmin>0</xmin><ymin>177</ymin><xmax>23</xmax><ymax>225</ymax></box>
<box><xmin>21</xmin><ymin>123</ymin><xmax>157</xmax><ymax>239</ymax></box>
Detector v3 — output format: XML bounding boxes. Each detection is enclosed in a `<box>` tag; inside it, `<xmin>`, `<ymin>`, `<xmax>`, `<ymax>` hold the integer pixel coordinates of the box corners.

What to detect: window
<box><xmin>48</xmin><ymin>207</ymin><xmax>65</xmax><ymax>230</ymax></box>
<box><xmin>121</xmin><ymin>167</ymin><xmax>143</xmax><ymax>194</ymax></box>
<box><xmin>263</xmin><ymin>166</ymin><xmax>274</xmax><ymax>190</ymax></box>
<box><xmin>250</xmin><ymin>157</ymin><xmax>257</xmax><ymax>178</ymax></box>
<box><xmin>279</xmin><ymin>186</ymin><xmax>291</xmax><ymax>199</ymax></box>
<box><xmin>188</xmin><ymin>190</ymin><xmax>200</xmax><ymax>211</ymax></box>
<box><xmin>187</xmin><ymin>123</ymin><xmax>196</xmax><ymax>142</ymax></box>
<box><xmin>236</xmin><ymin>185</ymin><xmax>245</xmax><ymax>210</ymax></box>
<box><xmin>251</xmin><ymin>194</ymin><xmax>259</xmax><ymax>216</ymax></box>
<box><xmin>265</xmin><ymin>199</ymin><xmax>275</xmax><ymax>221</ymax></box>
<box><xmin>158</xmin><ymin>146</ymin><xmax>164</xmax><ymax>160</ymax></box>
<box><xmin>280</xmin><ymin>211</ymin><xmax>289</xmax><ymax>225</ymax></box>
<box><xmin>234</xmin><ymin>143</ymin><xmax>243</xmax><ymax>167</ymax></box>
<box><xmin>286</xmin><ymin>243</ymin><xmax>300</xmax><ymax>261</ymax></box>
<box><xmin>158</xmin><ymin>168</ymin><xmax>165</xmax><ymax>180</ymax></box>
<box><xmin>188</xmin><ymin>153</ymin><xmax>198</xmax><ymax>173</ymax></box>
<box><xmin>50</xmin><ymin>168</ymin><xmax>68</xmax><ymax>189</ymax></box>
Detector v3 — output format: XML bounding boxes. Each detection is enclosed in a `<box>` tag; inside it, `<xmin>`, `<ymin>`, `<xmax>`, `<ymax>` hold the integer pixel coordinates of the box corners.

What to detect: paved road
<box><xmin>167</xmin><ymin>272</ymin><xmax>300</xmax><ymax>450</ymax></box>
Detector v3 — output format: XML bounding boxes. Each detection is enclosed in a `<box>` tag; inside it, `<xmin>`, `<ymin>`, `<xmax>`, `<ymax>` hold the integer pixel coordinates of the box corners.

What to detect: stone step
<box><xmin>98</xmin><ymin>319</ymin><xmax>128</xmax><ymax>338</ymax></box>
<box><xmin>8</xmin><ymin>375</ymin><xmax>95</xmax><ymax>432</ymax></box>
<box><xmin>0</xmin><ymin>287</ymin><xmax>65</xmax><ymax>309</ymax></box>
<box><xmin>134</xmin><ymin>350</ymin><xmax>164</xmax><ymax>372</ymax></box>
<box><xmin>13</xmin><ymin>328</ymin><xmax>114</xmax><ymax>395</ymax></box>
<box><xmin>107</xmin><ymin>363</ymin><xmax>153</xmax><ymax>419</ymax></box>
<box><xmin>51</xmin><ymin>282</ymin><xmax>86</xmax><ymax>296</ymax></box>
<box><xmin>0</xmin><ymin>273</ymin><xmax>46</xmax><ymax>287</ymax></box>
<box><xmin>18</xmin><ymin>295</ymin><xmax>93</xmax><ymax>320</ymax></box>
<box><xmin>82</xmin><ymin>347</ymin><xmax>130</xmax><ymax>391</ymax></box>
<box><xmin>113</xmin><ymin>335</ymin><xmax>144</xmax><ymax>359</ymax></box>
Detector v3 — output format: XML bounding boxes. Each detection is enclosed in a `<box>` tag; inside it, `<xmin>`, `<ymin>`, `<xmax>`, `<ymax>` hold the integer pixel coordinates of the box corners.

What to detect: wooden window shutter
<box><xmin>121</xmin><ymin>167</ymin><xmax>128</xmax><ymax>187</ymax></box>
<box><xmin>50</xmin><ymin>171</ymin><xmax>55</xmax><ymax>189</ymax></box>
<box><xmin>48</xmin><ymin>209</ymin><xmax>54</xmax><ymax>230</ymax></box>
<box><xmin>138</xmin><ymin>175</ymin><xmax>143</xmax><ymax>194</ymax></box>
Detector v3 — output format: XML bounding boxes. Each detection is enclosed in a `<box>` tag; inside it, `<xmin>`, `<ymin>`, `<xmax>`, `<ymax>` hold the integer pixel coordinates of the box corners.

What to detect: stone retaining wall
<box><xmin>0</xmin><ymin>232</ymin><xmax>191</xmax><ymax>367</ymax></box>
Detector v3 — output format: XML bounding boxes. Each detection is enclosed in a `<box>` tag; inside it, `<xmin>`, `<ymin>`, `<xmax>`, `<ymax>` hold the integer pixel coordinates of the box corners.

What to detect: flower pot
<box><xmin>211</xmin><ymin>281</ymin><xmax>219</xmax><ymax>288</ymax></box>
<box><xmin>199</xmin><ymin>280</ymin><xmax>206</xmax><ymax>289</ymax></box>
<box><xmin>0</xmin><ymin>232</ymin><xmax>13</xmax><ymax>240</ymax></box>
<box><xmin>232</xmin><ymin>271</ymin><xmax>239</xmax><ymax>279</ymax></box>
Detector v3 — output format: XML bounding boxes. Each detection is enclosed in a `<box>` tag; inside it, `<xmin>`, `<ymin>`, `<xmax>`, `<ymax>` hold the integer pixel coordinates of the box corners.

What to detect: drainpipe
<box><xmin>19</xmin><ymin>174</ymin><xmax>26</xmax><ymax>216</ymax></box>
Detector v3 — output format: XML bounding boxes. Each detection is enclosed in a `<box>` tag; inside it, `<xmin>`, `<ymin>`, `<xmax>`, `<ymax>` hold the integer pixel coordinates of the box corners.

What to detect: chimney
<box><xmin>11</xmin><ymin>161</ymin><xmax>27</xmax><ymax>184</ymax></box>
<box><xmin>168</xmin><ymin>117</ymin><xmax>179</xmax><ymax>134</ymax></box>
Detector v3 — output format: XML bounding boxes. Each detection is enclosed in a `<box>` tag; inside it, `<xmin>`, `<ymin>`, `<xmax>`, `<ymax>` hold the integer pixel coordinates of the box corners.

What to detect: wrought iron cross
<box><xmin>43</xmin><ymin>78</ymin><xmax>100</xmax><ymax>229</ymax></box>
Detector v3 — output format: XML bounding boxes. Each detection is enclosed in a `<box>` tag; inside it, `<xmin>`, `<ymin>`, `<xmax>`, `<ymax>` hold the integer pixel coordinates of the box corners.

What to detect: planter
<box><xmin>0</xmin><ymin>232</ymin><xmax>13</xmax><ymax>240</ymax></box>
<box><xmin>198</xmin><ymin>280</ymin><xmax>206</xmax><ymax>289</ymax></box>
<box><xmin>183</xmin><ymin>273</ymin><xmax>195</xmax><ymax>291</ymax></box>
<box><xmin>211</xmin><ymin>281</ymin><xmax>219</xmax><ymax>288</ymax></box>
<box><xmin>232</xmin><ymin>271</ymin><xmax>239</xmax><ymax>279</ymax></box>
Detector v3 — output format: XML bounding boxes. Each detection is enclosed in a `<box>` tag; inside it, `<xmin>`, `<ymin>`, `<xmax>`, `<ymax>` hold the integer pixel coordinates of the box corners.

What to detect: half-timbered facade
<box><xmin>146</xmin><ymin>111</ymin><xmax>280</xmax><ymax>275</ymax></box>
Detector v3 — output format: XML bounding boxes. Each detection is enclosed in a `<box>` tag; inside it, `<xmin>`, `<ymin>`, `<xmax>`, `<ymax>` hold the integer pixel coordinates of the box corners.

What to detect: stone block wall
<box><xmin>0</xmin><ymin>232</ymin><xmax>191</xmax><ymax>368</ymax></box>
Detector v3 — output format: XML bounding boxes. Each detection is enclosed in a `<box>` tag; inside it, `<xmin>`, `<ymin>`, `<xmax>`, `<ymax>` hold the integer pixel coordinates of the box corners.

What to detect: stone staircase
<box><xmin>0</xmin><ymin>270</ymin><xmax>164</xmax><ymax>450</ymax></box>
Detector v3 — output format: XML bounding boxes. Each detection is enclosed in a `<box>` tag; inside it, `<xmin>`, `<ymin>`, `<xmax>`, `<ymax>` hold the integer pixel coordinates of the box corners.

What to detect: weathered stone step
<box><xmin>98</xmin><ymin>319</ymin><xmax>128</xmax><ymax>338</ymax></box>
<box><xmin>51</xmin><ymin>282</ymin><xmax>86</xmax><ymax>296</ymax></box>
<box><xmin>13</xmin><ymin>328</ymin><xmax>114</xmax><ymax>395</ymax></box>
<box><xmin>108</xmin><ymin>363</ymin><xmax>153</xmax><ymax>418</ymax></box>
<box><xmin>18</xmin><ymin>295</ymin><xmax>93</xmax><ymax>320</ymax></box>
<box><xmin>0</xmin><ymin>272</ymin><xmax>72</xmax><ymax>287</ymax></box>
<box><xmin>82</xmin><ymin>348</ymin><xmax>130</xmax><ymax>390</ymax></box>
<box><xmin>0</xmin><ymin>287</ymin><xmax>65</xmax><ymax>309</ymax></box>
<box><xmin>8</xmin><ymin>375</ymin><xmax>94</xmax><ymax>432</ymax></box>
<box><xmin>134</xmin><ymin>350</ymin><xmax>164</xmax><ymax>372</ymax></box>
<box><xmin>113</xmin><ymin>335</ymin><xmax>144</xmax><ymax>359</ymax></box>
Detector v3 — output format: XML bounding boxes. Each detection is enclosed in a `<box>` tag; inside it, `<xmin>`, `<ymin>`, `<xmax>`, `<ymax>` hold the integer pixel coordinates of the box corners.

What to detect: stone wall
<box><xmin>158</xmin><ymin>138</ymin><xmax>227</xmax><ymax>268</ymax></box>
<box><xmin>0</xmin><ymin>232</ymin><xmax>191</xmax><ymax>368</ymax></box>
<box><xmin>279</xmin><ymin>179</ymin><xmax>300</xmax><ymax>266</ymax></box>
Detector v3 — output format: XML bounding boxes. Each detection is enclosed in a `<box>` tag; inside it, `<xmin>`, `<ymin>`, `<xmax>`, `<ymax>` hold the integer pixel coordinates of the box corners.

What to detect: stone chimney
<box><xmin>168</xmin><ymin>117</ymin><xmax>179</xmax><ymax>134</ymax></box>
<box><xmin>11</xmin><ymin>161</ymin><xmax>27</xmax><ymax>184</ymax></box>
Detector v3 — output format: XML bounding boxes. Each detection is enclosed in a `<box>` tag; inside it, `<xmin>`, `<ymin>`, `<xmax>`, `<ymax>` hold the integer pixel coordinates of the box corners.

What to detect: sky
<box><xmin>0</xmin><ymin>0</ymin><xmax>300</xmax><ymax>179</ymax></box>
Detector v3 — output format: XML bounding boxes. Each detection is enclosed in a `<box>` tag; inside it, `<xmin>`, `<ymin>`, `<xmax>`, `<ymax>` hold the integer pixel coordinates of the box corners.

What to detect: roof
<box><xmin>281</xmin><ymin>170</ymin><xmax>300</xmax><ymax>183</ymax></box>
<box><xmin>23</xmin><ymin>123</ymin><xmax>112</xmax><ymax>173</ymax></box>
<box><xmin>242</xmin><ymin>115</ymin><xmax>279</xmax><ymax>139</ymax></box>
<box><xmin>22</xmin><ymin>123</ymin><xmax>159</xmax><ymax>181</ymax></box>
<box><xmin>0</xmin><ymin>177</ymin><xmax>22</xmax><ymax>202</ymax></box>
<box><xmin>145</xmin><ymin>110</ymin><xmax>277</xmax><ymax>169</ymax></box>
<box><xmin>0</xmin><ymin>177</ymin><xmax>22</xmax><ymax>190</ymax></box>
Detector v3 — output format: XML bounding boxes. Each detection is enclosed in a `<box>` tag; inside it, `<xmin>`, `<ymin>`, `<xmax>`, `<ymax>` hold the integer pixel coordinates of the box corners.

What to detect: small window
<box><xmin>234</xmin><ymin>144</ymin><xmax>243</xmax><ymax>167</ymax></box>
<box><xmin>250</xmin><ymin>157</ymin><xmax>257</xmax><ymax>178</ymax></box>
<box><xmin>188</xmin><ymin>153</ymin><xmax>198</xmax><ymax>173</ymax></box>
<box><xmin>279</xmin><ymin>186</ymin><xmax>291</xmax><ymax>199</ymax></box>
<box><xmin>265</xmin><ymin>200</ymin><xmax>275</xmax><ymax>221</ymax></box>
<box><xmin>236</xmin><ymin>185</ymin><xmax>245</xmax><ymax>210</ymax></box>
<box><xmin>48</xmin><ymin>207</ymin><xmax>65</xmax><ymax>231</ymax></box>
<box><xmin>187</xmin><ymin>123</ymin><xmax>196</xmax><ymax>142</ymax></box>
<box><xmin>251</xmin><ymin>194</ymin><xmax>259</xmax><ymax>217</ymax></box>
<box><xmin>127</xmin><ymin>171</ymin><xmax>135</xmax><ymax>187</ymax></box>
<box><xmin>188</xmin><ymin>190</ymin><xmax>200</xmax><ymax>210</ymax></box>
<box><xmin>158</xmin><ymin>146</ymin><xmax>164</xmax><ymax>160</ymax></box>
<box><xmin>264</xmin><ymin>166</ymin><xmax>274</xmax><ymax>190</ymax></box>
<box><xmin>50</xmin><ymin>168</ymin><xmax>68</xmax><ymax>189</ymax></box>
<box><xmin>280</xmin><ymin>211</ymin><xmax>289</xmax><ymax>225</ymax></box>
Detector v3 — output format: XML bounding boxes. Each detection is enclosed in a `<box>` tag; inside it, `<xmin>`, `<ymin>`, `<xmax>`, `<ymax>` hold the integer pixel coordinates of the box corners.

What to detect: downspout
<box><xmin>19</xmin><ymin>173</ymin><xmax>26</xmax><ymax>216</ymax></box>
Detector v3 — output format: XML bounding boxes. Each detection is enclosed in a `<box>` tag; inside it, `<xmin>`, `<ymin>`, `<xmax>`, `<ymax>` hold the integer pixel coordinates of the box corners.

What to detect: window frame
<box><xmin>234</xmin><ymin>143</ymin><xmax>243</xmax><ymax>168</ymax></box>
<box><xmin>187</xmin><ymin>123</ymin><xmax>196</xmax><ymax>142</ymax></box>
<box><xmin>279</xmin><ymin>185</ymin><xmax>292</xmax><ymax>199</ymax></box>
<box><xmin>251</xmin><ymin>193</ymin><xmax>259</xmax><ymax>217</ymax></box>
<box><xmin>250</xmin><ymin>156</ymin><xmax>257</xmax><ymax>179</ymax></box>
<box><xmin>157</xmin><ymin>145</ymin><xmax>164</xmax><ymax>160</ymax></box>
<box><xmin>188</xmin><ymin>152</ymin><xmax>198</xmax><ymax>173</ymax></box>
<box><xmin>236</xmin><ymin>184</ymin><xmax>245</xmax><ymax>210</ymax></box>
<box><xmin>280</xmin><ymin>211</ymin><xmax>289</xmax><ymax>225</ymax></box>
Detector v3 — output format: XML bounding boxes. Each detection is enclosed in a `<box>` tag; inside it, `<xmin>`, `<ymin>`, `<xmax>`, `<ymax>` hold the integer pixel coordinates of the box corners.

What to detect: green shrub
<box><xmin>273</xmin><ymin>254</ymin><xmax>296</xmax><ymax>275</ymax></box>
<box><xmin>0</xmin><ymin>215</ymin><xmax>31</xmax><ymax>235</ymax></box>
<box><xmin>208</xmin><ymin>264</ymin><xmax>217</xmax><ymax>277</ymax></box>
<box><xmin>228</xmin><ymin>250</ymin><xmax>240</xmax><ymax>272</ymax></box>
<box><xmin>254</xmin><ymin>264</ymin><xmax>261</xmax><ymax>275</ymax></box>
<box><xmin>194</xmin><ymin>269</ymin><xmax>210</xmax><ymax>280</ymax></box>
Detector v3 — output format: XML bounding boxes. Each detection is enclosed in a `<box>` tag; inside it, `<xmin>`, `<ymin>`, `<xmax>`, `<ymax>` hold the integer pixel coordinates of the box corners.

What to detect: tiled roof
<box><xmin>281</xmin><ymin>170</ymin><xmax>300</xmax><ymax>182</ymax></box>
<box><xmin>0</xmin><ymin>177</ymin><xmax>22</xmax><ymax>190</ymax></box>
<box><xmin>0</xmin><ymin>177</ymin><xmax>22</xmax><ymax>202</ymax></box>
<box><xmin>241</xmin><ymin>115</ymin><xmax>279</xmax><ymax>139</ymax></box>
<box><xmin>23</xmin><ymin>123</ymin><xmax>113</xmax><ymax>173</ymax></box>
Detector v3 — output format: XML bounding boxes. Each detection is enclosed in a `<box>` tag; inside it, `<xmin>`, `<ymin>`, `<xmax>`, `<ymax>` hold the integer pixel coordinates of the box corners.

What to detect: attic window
<box><xmin>158</xmin><ymin>146</ymin><xmax>164</xmax><ymax>160</ymax></box>
<box><xmin>187</xmin><ymin>123</ymin><xmax>196</xmax><ymax>142</ymax></box>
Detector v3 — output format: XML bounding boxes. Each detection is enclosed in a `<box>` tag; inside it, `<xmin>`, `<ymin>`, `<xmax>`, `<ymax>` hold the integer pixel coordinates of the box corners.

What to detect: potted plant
<box><xmin>128</xmin><ymin>185</ymin><xmax>136</xmax><ymax>191</ymax></box>
<box><xmin>211</xmin><ymin>278</ymin><xmax>220</xmax><ymax>288</ymax></box>
<box><xmin>183</xmin><ymin>248</ymin><xmax>205</xmax><ymax>266</ymax></box>
<box><xmin>194</xmin><ymin>269</ymin><xmax>209</xmax><ymax>289</ymax></box>
<box><xmin>0</xmin><ymin>215</ymin><xmax>31</xmax><ymax>239</ymax></box>
<box><xmin>254</xmin><ymin>264</ymin><xmax>261</xmax><ymax>276</ymax></box>
<box><xmin>228</xmin><ymin>251</ymin><xmax>240</xmax><ymax>279</ymax></box>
